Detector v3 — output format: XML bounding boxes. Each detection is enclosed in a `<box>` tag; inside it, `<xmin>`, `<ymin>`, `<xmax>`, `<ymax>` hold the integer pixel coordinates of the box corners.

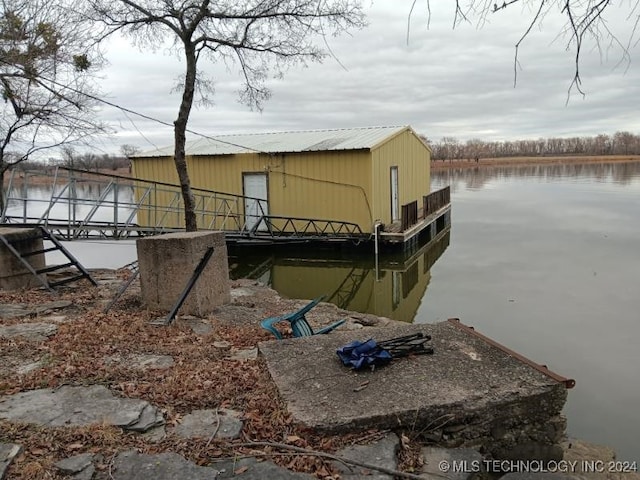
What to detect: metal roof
<box><xmin>133</xmin><ymin>125</ymin><xmax>411</xmax><ymax>158</ymax></box>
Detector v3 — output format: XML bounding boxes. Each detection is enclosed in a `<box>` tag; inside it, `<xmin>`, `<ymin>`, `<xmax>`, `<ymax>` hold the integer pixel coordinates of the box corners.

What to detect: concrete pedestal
<box><xmin>0</xmin><ymin>227</ymin><xmax>46</xmax><ymax>290</ymax></box>
<box><xmin>136</xmin><ymin>231</ymin><xmax>231</xmax><ymax>316</ymax></box>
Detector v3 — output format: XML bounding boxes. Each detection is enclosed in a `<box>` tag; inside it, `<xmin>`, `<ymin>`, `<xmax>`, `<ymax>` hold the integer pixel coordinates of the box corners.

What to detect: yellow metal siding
<box><xmin>130</xmin><ymin>129</ymin><xmax>430</xmax><ymax>233</ymax></box>
<box><xmin>132</xmin><ymin>150</ymin><xmax>373</xmax><ymax>232</ymax></box>
<box><xmin>265</xmin><ymin>150</ymin><xmax>372</xmax><ymax>231</ymax></box>
<box><xmin>370</xmin><ymin>129</ymin><xmax>431</xmax><ymax>226</ymax></box>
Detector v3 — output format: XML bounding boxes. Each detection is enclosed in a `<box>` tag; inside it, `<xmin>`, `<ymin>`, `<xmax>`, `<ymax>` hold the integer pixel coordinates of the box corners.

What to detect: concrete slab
<box><xmin>258</xmin><ymin>322</ymin><xmax>568</xmax><ymax>458</ymax></box>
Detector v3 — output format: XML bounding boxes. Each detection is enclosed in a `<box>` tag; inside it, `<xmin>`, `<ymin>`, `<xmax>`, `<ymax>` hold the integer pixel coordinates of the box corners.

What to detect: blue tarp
<box><xmin>336</xmin><ymin>339</ymin><xmax>393</xmax><ymax>370</ymax></box>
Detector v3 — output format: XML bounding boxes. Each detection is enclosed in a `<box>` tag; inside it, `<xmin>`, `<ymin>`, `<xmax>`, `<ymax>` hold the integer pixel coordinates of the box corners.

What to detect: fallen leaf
<box><xmin>234</xmin><ymin>466</ymin><xmax>249</xmax><ymax>474</ymax></box>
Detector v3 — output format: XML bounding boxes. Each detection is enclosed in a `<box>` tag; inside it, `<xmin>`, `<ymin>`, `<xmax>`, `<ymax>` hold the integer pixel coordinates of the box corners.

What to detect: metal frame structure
<box><xmin>1</xmin><ymin>167</ymin><xmax>366</xmax><ymax>244</ymax></box>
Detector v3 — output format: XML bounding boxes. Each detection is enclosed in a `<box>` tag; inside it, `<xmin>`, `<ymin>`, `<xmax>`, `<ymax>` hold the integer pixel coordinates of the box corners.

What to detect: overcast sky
<box><xmin>94</xmin><ymin>2</ymin><xmax>640</xmax><ymax>154</ymax></box>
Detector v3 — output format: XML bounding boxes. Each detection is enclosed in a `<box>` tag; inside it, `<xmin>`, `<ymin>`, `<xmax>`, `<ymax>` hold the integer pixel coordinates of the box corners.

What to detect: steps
<box><xmin>0</xmin><ymin>226</ymin><xmax>97</xmax><ymax>293</ymax></box>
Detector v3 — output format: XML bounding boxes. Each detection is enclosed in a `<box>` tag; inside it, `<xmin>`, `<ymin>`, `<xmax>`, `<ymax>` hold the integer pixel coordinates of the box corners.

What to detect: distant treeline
<box><xmin>13</xmin><ymin>154</ymin><xmax>130</xmax><ymax>173</ymax></box>
<box><xmin>423</xmin><ymin>131</ymin><xmax>640</xmax><ymax>161</ymax></box>
<box><xmin>8</xmin><ymin>145</ymin><xmax>139</xmax><ymax>173</ymax></box>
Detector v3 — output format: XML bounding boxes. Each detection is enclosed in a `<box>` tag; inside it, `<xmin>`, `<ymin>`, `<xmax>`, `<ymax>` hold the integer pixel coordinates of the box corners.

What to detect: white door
<box><xmin>243</xmin><ymin>173</ymin><xmax>268</xmax><ymax>231</ymax></box>
<box><xmin>390</xmin><ymin>166</ymin><xmax>399</xmax><ymax>222</ymax></box>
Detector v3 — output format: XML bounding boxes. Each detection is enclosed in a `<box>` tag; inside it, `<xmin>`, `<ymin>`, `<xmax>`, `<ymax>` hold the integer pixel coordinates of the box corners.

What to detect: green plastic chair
<box><xmin>260</xmin><ymin>296</ymin><xmax>346</xmax><ymax>340</ymax></box>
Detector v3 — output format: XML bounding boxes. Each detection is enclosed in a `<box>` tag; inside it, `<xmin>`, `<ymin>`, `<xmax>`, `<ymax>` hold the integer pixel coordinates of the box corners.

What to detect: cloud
<box><xmin>94</xmin><ymin>2</ymin><xmax>640</xmax><ymax>153</ymax></box>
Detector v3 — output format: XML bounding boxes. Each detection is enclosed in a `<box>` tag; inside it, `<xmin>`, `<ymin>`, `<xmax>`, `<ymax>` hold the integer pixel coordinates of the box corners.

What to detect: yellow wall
<box><xmin>371</xmin><ymin>128</ymin><xmax>431</xmax><ymax>225</ymax></box>
<box><xmin>131</xmin><ymin>127</ymin><xmax>431</xmax><ymax>232</ymax></box>
<box><xmin>133</xmin><ymin>150</ymin><xmax>373</xmax><ymax>231</ymax></box>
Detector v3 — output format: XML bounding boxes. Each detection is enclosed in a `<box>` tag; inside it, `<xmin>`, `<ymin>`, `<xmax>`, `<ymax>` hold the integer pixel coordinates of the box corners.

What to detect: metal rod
<box><xmin>164</xmin><ymin>247</ymin><xmax>215</xmax><ymax>325</ymax></box>
<box><xmin>103</xmin><ymin>263</ymin><xmax>139</xmax><ymax>313</ymax></box>
<box><xmin>447</xmin><ymin>318</ymin><xmax>575</xmax><ymax>389</ymax></box>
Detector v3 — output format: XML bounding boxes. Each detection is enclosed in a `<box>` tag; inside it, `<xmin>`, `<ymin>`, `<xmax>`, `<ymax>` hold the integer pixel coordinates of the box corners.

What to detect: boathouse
<box><xmin>130</xmin><ymin>125</ymin><xmax>450</xmax><ymax>246</ymax></box>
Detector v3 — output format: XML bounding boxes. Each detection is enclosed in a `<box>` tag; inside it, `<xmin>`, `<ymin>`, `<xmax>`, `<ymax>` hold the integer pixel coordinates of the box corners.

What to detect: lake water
<box><xmin>428</xmin><ymin>162</ymin><xmax>640</xmax><ymax>461</ymax></box>
<box><xmin>4</xmin><ymin>161</ymin><xmax>639</xmax><ymax>460</ymax></box>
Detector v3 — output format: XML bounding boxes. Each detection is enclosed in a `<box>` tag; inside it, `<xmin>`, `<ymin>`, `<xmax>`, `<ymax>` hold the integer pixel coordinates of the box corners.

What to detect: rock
<box><xmin>214</xmin><ymin>457</ymin><xmax>314</xmax><ymax>479</ymax></box>
<box><xmin>0</xmin><ymin>385</ymin><xmax>164</xmax><ymax>433</ymax></box>
<box><xmin>141</xmin><ymin>425</ymin><xmax>167</xmax><ymax>443</ymax></box>
<box><xmin>421</xmin><ymin>446</ymin><xmax>485</xmax><ymax>480</ymax></box>
<box><xmin>494</xmin><ymin>443</ymin><xmax>564</xmax><ymax>463</ymax></box>
<box><xmin>106</xmin><ymin>354</ymin><xmax>174</xmax><ymax>370</ymax></box>
<box><xmin>72</xmin><ymin>464</ymin><xmax>95</xmax><ymax>480</ymax></box>
<box><xmin>231</xmin><ymin>287</ymin><xmax>254</xmax><ymax>298</ymax></box>
<box><xmin>40</xmin><ymin>315</ymin><xmax>69</xmax><ymax>324</ymax></box>
<box><xmin>501</xmin><ymin>474</ymin><xmax>577</xmax><ymax>480</ymax></box>
<box><xmin>0</xmin><ymin>443</ymin><xmax>22</xmax><ymax>480</ymax></box>
<box><xmin>562</xmin><ymin>439</ymin><xmax>616</xmax><ymax>462</ymax></box>
<box><xmin>110</xmin><ymin>451</ymin><xmax>219</xmax><ymax>480</ymax></box>
<box><xmin>0</xmin><ymin>300</ymin><xmax>72</xmax><ymax>318</ymax></box>
<box><xmin>332</xmin><ymin>433</ymin><xmax>399</xmax><ymax>480</ymax></box>
<box><xmin>54</xmin><ymin>453</ymin><xmax>94</xmax><ymax>475</ymax></box>
<box><xmin>127</xmin><ymin>403</ymin><xmax>166</xmax><ymax>432</ymax></box>
<box><xmin>230</xmin><ymin>348</ymin><xmax>258</xmax><ymax>361</ymax></box>
<box><xmin>0</xmin><ymin>322</ymin><xmax>57</xmax><ymax>341</ymax></box>
<box><xmin>15</xmin><ymin>359</ymin><xmax>44</xmax><ymax>375</ymax></box>
<box><xmin>213</xmin><ymin>341</ymin><xmax>232</xmax><ymax>351</ymax></box>
<box><xmin>561</xmin><ymin>439</ymin><xmax>640</xmax><ymax>480</ymax></box>
<box><xmin>211</xmin><ymin>305</ymin><xmax>264</xmax><ymax>326</ymax></box>
<box><xmin>174</xmin><ymin>408</ymin><xmax>243</xmax><ymax>440</ymax></box>
<box><xmin>176</xmin><ymin>316</ymin><xmax>213</xmax><ymax>335</ymax></box>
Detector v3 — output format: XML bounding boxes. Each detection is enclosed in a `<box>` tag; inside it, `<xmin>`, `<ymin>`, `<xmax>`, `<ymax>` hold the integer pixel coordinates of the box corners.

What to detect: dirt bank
<box><xmin>431</xmin><ymin>155</ymin><xmax>640</xmax><ymax>170</ymax></box>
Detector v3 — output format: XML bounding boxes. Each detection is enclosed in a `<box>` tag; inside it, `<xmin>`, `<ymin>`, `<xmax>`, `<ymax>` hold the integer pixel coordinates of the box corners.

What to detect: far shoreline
<box><xmin>431</xmin><ymin>154</ymin><xmax>640</xmax><ymax>170</ymax></box>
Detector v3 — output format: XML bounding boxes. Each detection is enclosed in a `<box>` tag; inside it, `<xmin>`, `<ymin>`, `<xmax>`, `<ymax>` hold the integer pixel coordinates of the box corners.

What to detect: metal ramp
<box><xmin>1</xmin><ymin>167</ymin><xmax>367</xmax><ymax>245</ymax></box>
<box><xmin>0</xmin><ymin>226</ymin><xmax>97</xmax><ymax>293</ymax></box>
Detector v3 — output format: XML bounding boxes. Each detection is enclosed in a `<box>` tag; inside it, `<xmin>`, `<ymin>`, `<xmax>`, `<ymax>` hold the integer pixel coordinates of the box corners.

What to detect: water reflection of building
<box><xmin>229</xmin><ymin>230</ymin><xmax>450</xmax><ymax>323</ymax></box>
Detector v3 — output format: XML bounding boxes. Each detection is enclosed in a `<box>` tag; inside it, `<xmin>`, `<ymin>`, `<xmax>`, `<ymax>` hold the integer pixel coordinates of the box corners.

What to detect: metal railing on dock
<box><xmin>1</xmin><ymin>167</ymin><xmax>365</xmax><ymax>244</ymax></box>
<box><xmin>398</xmin><ymin>186</ymin><xmax>451</xmax><ymax>232</ymax></box>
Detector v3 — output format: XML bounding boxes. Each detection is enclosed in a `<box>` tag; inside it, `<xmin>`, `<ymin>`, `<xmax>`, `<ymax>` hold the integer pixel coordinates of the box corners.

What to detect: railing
<box><xmin>423</xmin><ymin>186</ymin><xmax>450</xmax><ymax>218</ymax></box>
<box><xmin>396</xmin><ymin>186</ymin><xmax>451</xmax><ymax>233</ymax></box>
<box><xmin>248</xmin><ymin>215</ymin><xmax>363</xmax><ymax>238</ymax></box>
<box><xmin>1</xmin><ymin>167</ymin><xmax>364</xmax><ymax>243</ymax></box>
<box><xmin>401</xmin><ymin>200</ymin><xmax>418</xmax><ymax>231</ymax></box>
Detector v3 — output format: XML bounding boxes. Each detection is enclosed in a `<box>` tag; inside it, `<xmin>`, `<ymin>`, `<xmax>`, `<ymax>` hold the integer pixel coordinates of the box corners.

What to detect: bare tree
<box><xmin>418</xmin><ymin>1</ymin><xmax>639</xmax><ymax>97</ymax></box>
<box><xmin>120</xmin><ymin>144</ymin><xmax>139</xmax><ymax>159</ymax></box>
<box><xmin>0</xmin><ymin>0</ymin><xmax>106</xmax><ymax>212</ymax></box>
<box><xmin>88</xmin><ymin>0</ymin><xmax>366</xmax><ymax>232</ymax></box>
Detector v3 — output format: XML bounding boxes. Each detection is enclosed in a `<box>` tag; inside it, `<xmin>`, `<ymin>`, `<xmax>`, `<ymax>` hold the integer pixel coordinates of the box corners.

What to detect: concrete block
<box><xmin>0</xmin><ymin>227</ymin><xmax>46</xmax><ymax>290</ymax></box>
<box><xmin>259</xmin><ymin>322</ymin><xmax>569</xmax><ymax>458</ymax></box>
<box><xmin>136</xmin><ymin>231</ymin><xmax>230</xmax><ymax>316</ymax></box>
